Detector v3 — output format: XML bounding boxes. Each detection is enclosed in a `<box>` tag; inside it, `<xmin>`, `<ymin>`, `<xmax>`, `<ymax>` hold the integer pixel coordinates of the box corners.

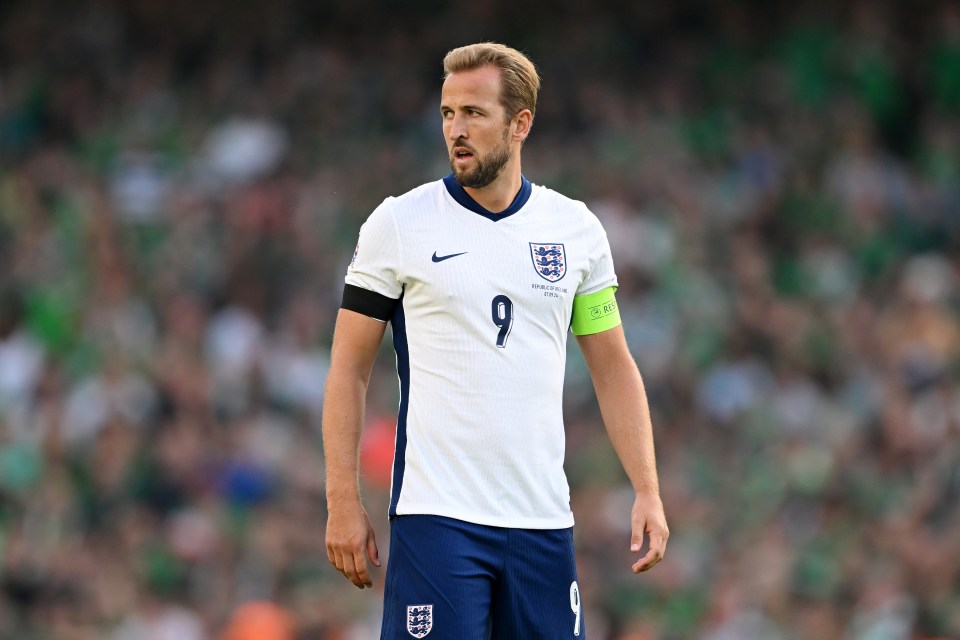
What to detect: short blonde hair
<box><xmin>443</xmin><ymin>42</ymin><xmax>540</xmax><ymax>121</ymax></box>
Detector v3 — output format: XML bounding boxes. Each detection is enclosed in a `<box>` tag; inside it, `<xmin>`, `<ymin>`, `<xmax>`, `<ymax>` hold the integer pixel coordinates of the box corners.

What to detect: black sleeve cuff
<box><xmin>341</xmin><ymin>284</ymin><xmax>399</xmax><ymax>321</ymax></box>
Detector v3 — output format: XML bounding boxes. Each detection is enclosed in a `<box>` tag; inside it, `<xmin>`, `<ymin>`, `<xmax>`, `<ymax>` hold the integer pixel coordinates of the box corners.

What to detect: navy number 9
<box><xmin>491</xmin><ymin>295</ymin><xmax>514</xmax><ymax>348</ymax></box>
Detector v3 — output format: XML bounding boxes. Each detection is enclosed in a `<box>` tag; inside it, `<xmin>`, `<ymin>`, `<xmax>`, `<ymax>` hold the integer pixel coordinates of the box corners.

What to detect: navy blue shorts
<box><xmin>380</xmin><ymin>515</ymin><xmax>585</xmax><ymax>639</ymax></box>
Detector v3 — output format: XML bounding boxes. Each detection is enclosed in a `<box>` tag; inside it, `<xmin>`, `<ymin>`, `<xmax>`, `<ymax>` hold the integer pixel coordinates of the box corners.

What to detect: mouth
<box><xmin>452</xmin><ymin>146</ymin><xmax>475</xmax><ymax>163</ymax></box>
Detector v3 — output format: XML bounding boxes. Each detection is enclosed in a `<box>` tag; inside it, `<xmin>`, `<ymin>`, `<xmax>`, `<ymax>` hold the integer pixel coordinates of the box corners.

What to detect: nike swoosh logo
<box><xmin>432</xmin><ymin>251</ymin><xmax>468</xmax><ymax>262</ymax></box>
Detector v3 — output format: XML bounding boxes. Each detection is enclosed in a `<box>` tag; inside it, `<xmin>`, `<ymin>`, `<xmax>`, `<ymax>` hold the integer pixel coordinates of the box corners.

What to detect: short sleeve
<box><xmin>576</xmin><ymin>208</ymin><xmax>618</xmax><ymax>296</ymax></box>
<box><xmin>345</xmin><ymin>198</ymin><xmax>404</xmax><ymax>299</ymax></box>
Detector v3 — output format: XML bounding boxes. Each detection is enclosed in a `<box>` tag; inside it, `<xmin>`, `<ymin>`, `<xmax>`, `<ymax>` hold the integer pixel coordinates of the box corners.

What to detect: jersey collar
<box><xmin>442</xmin><ymin>173</ymin><xmax>532</xmax><ymax>222</ymax></box>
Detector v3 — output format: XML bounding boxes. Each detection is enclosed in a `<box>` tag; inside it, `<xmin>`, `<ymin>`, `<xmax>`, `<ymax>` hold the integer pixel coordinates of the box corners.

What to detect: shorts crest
<box><xmin>530</xmin><ymin>243</ymin><xmax>567</xmax><ymax>282</ymax></box>
<box><xmin>407</xmin><ymin>604</ymin><xmax>433</xmax><ymax>637</ymax></box>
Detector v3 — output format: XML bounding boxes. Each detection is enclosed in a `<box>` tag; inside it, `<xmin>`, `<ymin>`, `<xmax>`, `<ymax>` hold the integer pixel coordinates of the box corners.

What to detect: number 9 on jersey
<box><xmin>491</xmin><ymin>295</ymin><xmax>514</xmax><ymax>348</ymax></box>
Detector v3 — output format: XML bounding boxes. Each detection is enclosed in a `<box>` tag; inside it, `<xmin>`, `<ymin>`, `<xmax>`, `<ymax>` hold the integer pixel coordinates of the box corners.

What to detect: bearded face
<box><xmin>449</xmin><ymin>125</ymin><xmax>512</xmax><ymax>189</ymax></box>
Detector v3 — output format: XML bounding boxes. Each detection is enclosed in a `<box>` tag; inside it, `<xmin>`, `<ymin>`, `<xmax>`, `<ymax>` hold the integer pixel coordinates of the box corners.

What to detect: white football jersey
<box><xmin>345</xmin><ymin>175</ymin><xmax>617</xmax><ymax>529</ymax></box>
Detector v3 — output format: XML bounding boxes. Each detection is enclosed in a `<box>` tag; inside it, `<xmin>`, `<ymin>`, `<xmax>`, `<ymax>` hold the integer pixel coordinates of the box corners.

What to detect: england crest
<box><xmin>530</xmin><ymin>242</ymin><xmax>567</xmax><ymax>282</ymax></box>
<box><xmin>407</xmin><ymin>604</ymin><xmax>433</xmax><ymax>638</ymax></box>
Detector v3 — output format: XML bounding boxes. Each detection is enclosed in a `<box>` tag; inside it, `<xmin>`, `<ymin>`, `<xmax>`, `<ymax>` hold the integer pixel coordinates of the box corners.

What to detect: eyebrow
<box><xmin>440</xmin><ymin>103</ymin><xmax>486</xmax><ymax>112</ymax></box>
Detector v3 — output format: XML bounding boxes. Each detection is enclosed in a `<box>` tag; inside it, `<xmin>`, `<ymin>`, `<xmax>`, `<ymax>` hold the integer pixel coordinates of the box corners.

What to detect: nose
<box><xmin>447</xmin><ymin>113</ymin><xmax>468</xmax><ymax>141</ymax></box>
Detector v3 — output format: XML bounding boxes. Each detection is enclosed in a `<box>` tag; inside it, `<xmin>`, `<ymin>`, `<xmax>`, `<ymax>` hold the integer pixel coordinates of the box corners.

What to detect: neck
<box><xmin>462</xmin><ymin>159</ymin><xmax>522</xmax><ymax>214</ymax></box>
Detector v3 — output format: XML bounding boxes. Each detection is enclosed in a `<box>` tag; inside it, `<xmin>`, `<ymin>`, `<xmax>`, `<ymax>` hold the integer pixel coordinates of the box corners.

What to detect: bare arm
<box><xmin>323</xmin><ymin>308</ymin><xmax>388</xmax><ymax>588</ymax></box>
<box><xmin>576</xmin><ymin>325</ymin><xmax>668</xmax><ymax>572</ymax></box>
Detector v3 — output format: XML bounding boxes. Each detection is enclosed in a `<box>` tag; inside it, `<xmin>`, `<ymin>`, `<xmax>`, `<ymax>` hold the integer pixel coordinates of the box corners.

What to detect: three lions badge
<box><xmin>407</xmin><ymin>604</ymin><xmax>433</xmax><ymax>638</ymax></box>
<box><xmin>530</xmin><ymin>243</ymin><xmax>566</xmax><ymax>282</ymax></box>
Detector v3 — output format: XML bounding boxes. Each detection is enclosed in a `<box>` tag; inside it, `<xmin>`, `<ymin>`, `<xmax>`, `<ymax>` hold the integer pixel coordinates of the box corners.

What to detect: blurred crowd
<box><xmin>1</xmin><ymin>0</ymin><xmax>960</xmax><ymax>638</ymax></box>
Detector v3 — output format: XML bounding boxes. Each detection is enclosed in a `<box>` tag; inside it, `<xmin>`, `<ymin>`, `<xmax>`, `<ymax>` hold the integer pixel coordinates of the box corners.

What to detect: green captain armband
<box><xmin>571</xmin><ymin>286</ymin><xmax>621</xmax><ymax>335</ymax></box>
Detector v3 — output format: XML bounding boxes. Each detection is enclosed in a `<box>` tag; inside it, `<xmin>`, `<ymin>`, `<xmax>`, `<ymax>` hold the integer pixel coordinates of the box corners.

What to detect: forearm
<box><xmin>592</xmin><ymin>357</ymin><xmax>660</xmax><ymax>496</ymax></box>
<box><xmin>577</xmin><ymin>327</ymin><xmax>668</xmax><ymax>571</ymax></box>
<box><xmin>322</xmin><ymin>370</ymin><xmax>369</xmax><ymax>506</ymax></box>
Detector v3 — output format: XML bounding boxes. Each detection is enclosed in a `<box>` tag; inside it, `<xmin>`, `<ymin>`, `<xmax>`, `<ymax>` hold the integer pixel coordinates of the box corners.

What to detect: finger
<box><xmin>629</xmin><ymin>513</ymin><xmax>647</xmax><ymax>553</ymax></box>
<box><xmin>351</xmin><ymin>549</ymin><xmax>373</xmax><ymax>588</ymax></box>
<box><xmin>632</xmin><ymin>531</ymin><xmax>667</xmax><ymax>573</ymax></box>
<box><xmin>367</xmin><ymin>530</ymin><xmax>381</xmax><ymax>568</ymax></box>
<box><xmin>630</xmin><ymin>528</ymin><xmax>644</xmax><ymax>554</ymax></box>
<box><xmin>353</xmin><ymin>531</ymin><xmax>375</xmax><ymax>588</ymax></box>
<box><xmin>632</xmin><ymin>546</ymin><xmax>661</xmax><ymax>572</ymax></box>
<box><xmin>335</xmin><ymin>550</ymin><xmax>353</xmax><ymax>583</ymax></box>
<box><xmin>340</xmin><ymin>551</ymin><xmax>367</xmax><ymax>589</ymax></box>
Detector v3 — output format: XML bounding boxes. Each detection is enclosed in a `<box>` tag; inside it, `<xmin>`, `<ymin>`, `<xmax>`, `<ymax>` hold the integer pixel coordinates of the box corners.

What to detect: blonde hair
<box><xmin>443</xmin><ymin>42</ymin><xmax>540</xmax><ymax>121</ymax></box>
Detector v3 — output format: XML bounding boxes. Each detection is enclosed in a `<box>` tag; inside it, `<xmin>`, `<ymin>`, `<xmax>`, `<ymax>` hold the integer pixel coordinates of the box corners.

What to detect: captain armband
<box><xmin>341</xmin><ymin>284</ymin><xmax>399</xmax><ymax>321</ymax></box>
<box><xmin>570</xmin><ymin>286</ymin><xmax>621</xmax><ymax>336</ymax></box>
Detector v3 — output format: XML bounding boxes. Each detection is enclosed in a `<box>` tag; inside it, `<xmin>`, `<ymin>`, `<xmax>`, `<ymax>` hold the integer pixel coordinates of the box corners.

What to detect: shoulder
<box><xmin>532</xmin><ymin>183</ymin><xmax>606</xmax><ymax>232</ymax></box>
<box><xmin>386</xmin><ymin>179</ymin><xmax>446</xmax><ymax>214</ymax></box>
<box><xmin>363</xmin><ymin>180</ymin><xmax>444</xmax><ymax>230</ymax></box>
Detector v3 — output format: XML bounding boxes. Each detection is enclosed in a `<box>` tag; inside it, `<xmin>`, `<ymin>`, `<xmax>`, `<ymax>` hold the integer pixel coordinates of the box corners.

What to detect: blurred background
<box><xmin>1</xmin><ymin>0</ymin><xmax>959</xmax><ymax>638</ymax></box>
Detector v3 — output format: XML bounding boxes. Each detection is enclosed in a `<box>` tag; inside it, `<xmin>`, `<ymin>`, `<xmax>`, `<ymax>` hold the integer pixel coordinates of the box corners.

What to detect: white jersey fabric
<box><xmin>345</xmin><ymin>175</ymin><xmax>617</xmax><ymax>529</ymax></box>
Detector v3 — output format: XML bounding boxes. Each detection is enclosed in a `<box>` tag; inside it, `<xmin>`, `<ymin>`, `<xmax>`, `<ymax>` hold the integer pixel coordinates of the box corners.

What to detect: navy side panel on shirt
<box><xmin>389</xmin><ymin>296</ymin><xmax>409</xmax><ymax>517</ymax></box>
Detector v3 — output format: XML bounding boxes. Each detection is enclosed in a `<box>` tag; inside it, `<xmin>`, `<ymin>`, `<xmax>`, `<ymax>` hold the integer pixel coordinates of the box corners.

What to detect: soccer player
<box><xmin>323</xmin><ymin>42</ymin><xmax>668</xmax><ymax>639</ymax></box>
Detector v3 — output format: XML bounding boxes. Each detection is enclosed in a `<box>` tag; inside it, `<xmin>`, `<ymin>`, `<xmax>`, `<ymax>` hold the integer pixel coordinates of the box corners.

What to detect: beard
<box><xmin>450</xmin><ymin>132</ymin><xmax>511</xmax><ymax>189</ymax></box>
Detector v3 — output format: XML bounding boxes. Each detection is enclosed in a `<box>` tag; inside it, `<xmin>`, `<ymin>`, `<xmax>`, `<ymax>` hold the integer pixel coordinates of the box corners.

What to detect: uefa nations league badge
<box><xmin>407</xmin><ymin>604</ymin><xmax>433</xmax><ymax>638</ymax></box>
<box><xmin>529</xmin><ymin>243</ymin><xmax>567</xmax><ymax>282</ymax></box>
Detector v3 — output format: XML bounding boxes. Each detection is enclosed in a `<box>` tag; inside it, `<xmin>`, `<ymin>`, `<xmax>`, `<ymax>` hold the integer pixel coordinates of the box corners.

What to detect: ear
<box><xmin>512</xmin><ymin>109</ymin><xmax>533</xmax><ymax>142</ymax></box>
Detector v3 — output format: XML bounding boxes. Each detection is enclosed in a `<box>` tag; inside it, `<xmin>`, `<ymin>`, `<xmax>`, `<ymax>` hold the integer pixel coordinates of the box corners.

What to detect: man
<box><xmin>323</xmin><ymin>42</ymin><xmax>668</xmax><ymax>639</ymax></box>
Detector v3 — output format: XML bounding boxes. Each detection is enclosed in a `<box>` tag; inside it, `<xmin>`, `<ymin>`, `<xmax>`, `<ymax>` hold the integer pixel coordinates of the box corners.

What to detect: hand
<box><xmin>630</xmin><ymin>491</ymin><xmax>668</xmax><ymax>573</ymax></box>
<box><xmin>326</xmin><ymin>501</ymin><xmax>380</xmax><ymax>588</ymax></box>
